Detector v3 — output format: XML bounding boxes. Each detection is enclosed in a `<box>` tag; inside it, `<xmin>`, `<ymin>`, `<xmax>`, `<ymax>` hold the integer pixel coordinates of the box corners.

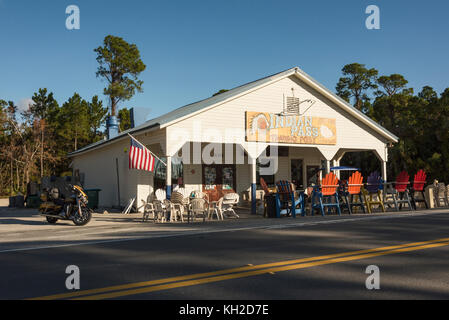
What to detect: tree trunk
<box><xmin>111</xmin><ymin>97</ymin><xmax>117</xmax><ymax>117</ymax></box>
<box><xmin>41</xmin><ymin>124</ymin><xmax>44</xmax><ymax>178</ymax></box>
<box><xmin>75</xmin><ymin>127</ymin><xmax>78</xmax><ymax>151</ymax></box>
<box><xmin>22</xmin><ymin>166</ymin><xmax>26</xmax><ymax>192</ymax></box>
<box><xmin>16</xmin><ymin>162</ymin><xmax>20</xmax><ymax>193</ymax></box>
<box><xmin>10</xmin><ymin>156</ymin><xmax>13</xmax><ymax>195</ymax></box>
<box><xmin>355</xmin><ymin>94</ymin><xmax>362</xmax><ymax>111</ymax></box>
<box><xmin>26</xmin><ymin>164</ymin><xmax>30</xmax><ymax>186</ymax></box>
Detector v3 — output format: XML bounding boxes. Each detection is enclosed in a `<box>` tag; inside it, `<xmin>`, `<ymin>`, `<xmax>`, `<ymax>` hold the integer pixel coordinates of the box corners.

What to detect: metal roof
<box><xmin>69</xmin><ymin>66</ymin><xmax>398</xmax><ymax>157</ymax></box>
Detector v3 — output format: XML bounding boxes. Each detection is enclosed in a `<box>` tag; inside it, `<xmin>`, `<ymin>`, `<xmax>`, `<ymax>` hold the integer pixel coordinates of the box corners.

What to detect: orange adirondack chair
<box><xmin>348</xmin><ymin>172</ymin><xmax>364</xmax><ymax>194</ymax></box>
<box><xmin>342</xmin><ymin>171</ymin><xmax>366</xmax><ymax>214</ymax></box>
<box><xmin>322</xmin><ymin>172</ymin><xmax>339</xmax><ymax>196</ymax></box>
<box><xmin>311</xmin><ymin>172</ymin><xmax>341</xmax><ymax>216</ymax></box>
<box><xmin>411</xmin><ymin>170</ymin><xmax>428</xmax><ymax>209</ymax></box>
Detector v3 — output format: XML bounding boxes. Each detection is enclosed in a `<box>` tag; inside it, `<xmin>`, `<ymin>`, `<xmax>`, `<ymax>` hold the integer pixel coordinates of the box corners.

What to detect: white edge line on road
<box><xmin>0</xmin><ymin>211</ymin><xmax>438</xmax><ymax>253</ymax></box>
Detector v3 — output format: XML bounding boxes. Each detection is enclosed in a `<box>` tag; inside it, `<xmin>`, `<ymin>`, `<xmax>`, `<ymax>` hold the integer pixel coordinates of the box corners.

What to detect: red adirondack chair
<box><xmin>395</xmin><ymin>171</ymin><xmax>410</xmax><ymax>193</ymax></box>
<box><xmin>393</xmin><ymin>171</ymin><xmax>413</xmax><ymax>210</ymax></box>
<box><xmin>412</xmin><ymin>170</ymin><xmax>426</xmax><ymax>192</ymax></box>
<box><xmin>311</xmin><ymin>172</ymin><xmax>341</xmax><ymax>216</ymax></box>
<box><xmin>411</xmin><ymin>170</ymin><xmax>428</xmax><ymax>209</ymax></box>
<box><xmin>343</xmin><ymin>171</ymin><xmax>366</xmax><ymax>214</ymax></box>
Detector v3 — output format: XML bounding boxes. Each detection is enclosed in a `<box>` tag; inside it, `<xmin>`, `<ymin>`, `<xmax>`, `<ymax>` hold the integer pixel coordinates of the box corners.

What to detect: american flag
<box><xmin>129</xmin><ymin>138</ymin><xmax>155</xmax><ymax>172</ymax></box>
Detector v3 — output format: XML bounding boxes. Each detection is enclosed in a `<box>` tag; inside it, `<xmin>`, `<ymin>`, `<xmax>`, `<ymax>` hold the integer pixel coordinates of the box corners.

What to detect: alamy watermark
<box><xmin>65</xmin><ymin>265</ymin><xmax>80</xmax><ymax>290</ymax></box>
<box><xmin>365</xmin><ymin>265</ymin><xmax>380</xmax><ymax>290</ymax></box>
<box><xmin>167</xmin><ymin>121</ymin><xmax>279</xmax><ymax>175</ymax></box>
<box><xmin>366</xmin><ymin>5</ymin><xmax>380</xmax><ymax>30</ymax></box>
<box><xmin>66</xmin><ymin>5</ymin><xmax>80</xmax><ymax>30</ymax></box>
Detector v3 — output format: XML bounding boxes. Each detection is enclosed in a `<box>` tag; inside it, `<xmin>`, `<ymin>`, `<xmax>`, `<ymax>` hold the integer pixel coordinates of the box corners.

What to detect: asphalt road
<box><xmin>1</xmin><ymin>208</ymin><xmax>449</xmax><ymax>300</ymax></box>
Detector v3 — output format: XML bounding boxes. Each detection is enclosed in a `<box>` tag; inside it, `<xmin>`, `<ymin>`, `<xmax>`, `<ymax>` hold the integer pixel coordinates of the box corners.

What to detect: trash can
<box><xmin>265</xmin><ymin>194</ymin><xmax>278</xmax><ymax>218</ymax></box>
<box><xmin>26</xmin><ymin>195</ymin><xmax>42</xmax><ymax>208</ymax></box>
<box><xmin>85</xmin><ymin>189</ymin><xmax>101</xmax><ymax>209</ymax></box>
<box><xmin>9</xmin><ymin>196</ymin><xmax>16</xmax><ymax>208</ymax></box>
<box><xmin>15</xmin><ymin>195</ymin><xmax>25</xmax><ymax>208</ymax></box>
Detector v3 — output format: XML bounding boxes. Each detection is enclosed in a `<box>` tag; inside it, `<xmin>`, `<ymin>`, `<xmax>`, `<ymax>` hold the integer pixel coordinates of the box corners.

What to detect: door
<box><xmin>291</xmin><ymin>159</ymin><xmax>304</xmax><ymax>189</ymax></box>
<box><xmin>306</xmin><ymin>165</ymin><xmax>321</xmax><ymax>187</ymax></box>
<box><xmin>202</xmin><ymin>164</ymin><xmax>236</xmax><ymax>202</ymax></box>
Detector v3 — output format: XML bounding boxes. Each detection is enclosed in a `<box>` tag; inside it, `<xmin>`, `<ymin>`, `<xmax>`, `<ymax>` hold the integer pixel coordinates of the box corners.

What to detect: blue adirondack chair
<box><xmin>275</xmin><ymin>180</ymin><xmax>306</xmax><ymax>218</ymax></box>
<box><xmin>311</xmin><ymin>172</ymin><xmax>341</xmax><ymax>216</ymax></box>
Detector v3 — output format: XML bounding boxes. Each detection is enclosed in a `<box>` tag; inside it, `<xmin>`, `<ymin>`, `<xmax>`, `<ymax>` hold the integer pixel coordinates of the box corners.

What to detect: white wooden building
<box><xmin>69</xmin><ymin>67</ymin><xmax>398</xmax><ymax>212</ymax></box>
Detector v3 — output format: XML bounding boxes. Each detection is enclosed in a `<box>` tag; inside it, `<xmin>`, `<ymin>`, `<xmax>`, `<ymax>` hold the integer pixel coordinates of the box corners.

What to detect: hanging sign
<box><xmin>246</xmin><ymin>112</ymin><xmax>337</xmax><ymax>145</ymax></box>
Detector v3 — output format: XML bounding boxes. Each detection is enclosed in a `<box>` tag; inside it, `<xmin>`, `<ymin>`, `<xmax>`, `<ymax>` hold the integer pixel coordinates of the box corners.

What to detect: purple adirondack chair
<box><xmin>364</xmin><ymin>171</ymin><xmax>386</xmax><ymax>213</ymax></box>
<box><xmin>366</xmin><ymin>171</ymin><xmax>382</xmax><ymax>193</ymax></box>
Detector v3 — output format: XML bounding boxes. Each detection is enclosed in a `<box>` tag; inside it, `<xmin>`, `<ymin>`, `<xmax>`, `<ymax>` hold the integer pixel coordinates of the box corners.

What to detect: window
<box><xmin>222</xmin><ymin>166</ymin><xmax>234</xmax><ymax>190</ymax></box>
<box><xmin>154</xmin><ymin>157</ymin><xmax>184</xmax><ymax>189</ymax></box>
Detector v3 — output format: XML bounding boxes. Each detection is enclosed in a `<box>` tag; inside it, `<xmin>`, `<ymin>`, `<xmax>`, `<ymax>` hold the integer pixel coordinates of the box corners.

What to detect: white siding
<box><xmin>72</xmin><ymin>140</ymin><xmax>131</xmax><ymax>208</ymax></box>
<box><xmin>183</xmin><ymin>164</ymin><xmax>202</xmax><ymax>196</ymax></box>
<box><xmin>236</xmin><ymin>164</ymin><xmax>250</xmax><ymax>194</ymax></box>
<box><xmin>72</xmin><ymin>129</ymin><xmax>166</xmax><ymax>209</ymax></box>
<box><xmin>275</xmin><ymin>157</ymin><xmax>290</xmax><ymax>182</ymax></box>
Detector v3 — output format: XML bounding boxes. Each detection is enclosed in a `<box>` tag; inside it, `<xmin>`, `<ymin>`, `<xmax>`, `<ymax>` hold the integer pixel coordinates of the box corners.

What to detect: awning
<box><xmin>330</xmin><ymin>166</ymin><xmax>360</xmax><ymax>172</ymax></box>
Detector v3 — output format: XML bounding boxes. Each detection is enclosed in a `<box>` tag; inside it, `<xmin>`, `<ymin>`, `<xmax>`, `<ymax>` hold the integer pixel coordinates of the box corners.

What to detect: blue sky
<box><xmin>1</xmin><ymin>0</ymin><xmax>448</xmax><ymax>123</ymax></box>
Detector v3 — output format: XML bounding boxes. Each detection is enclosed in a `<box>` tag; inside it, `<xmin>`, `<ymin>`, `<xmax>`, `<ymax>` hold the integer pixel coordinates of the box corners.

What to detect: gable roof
<box><xmin>69</xmin><ymin>67</ymin><xmax>398</xmax><ymax>157</ymax></box>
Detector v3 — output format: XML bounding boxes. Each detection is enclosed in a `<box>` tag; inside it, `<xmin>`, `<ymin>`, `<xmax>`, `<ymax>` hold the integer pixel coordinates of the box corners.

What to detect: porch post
<box><xmin>325</xmin><ymin>160</ymin><xmax>331</xmax><ymax>175</ymax></box>
<box><xmin>166</xmin><ymin>156</ymin><xmax>172</xmax><ymax>200</ymax></box>
<box><xmin>381</xmin><ymin>160</ymin><xmax>387</xmax><ymax>183</ymax></box>
<box><xmin>250</xmin><ymin>157</ymin><xmax>257</xmax><ymax>215</ymax></box>
<box><xmin>333</xmin><ymin>160</ymin><xmax>340</xmax><ymax>179</ymax></box>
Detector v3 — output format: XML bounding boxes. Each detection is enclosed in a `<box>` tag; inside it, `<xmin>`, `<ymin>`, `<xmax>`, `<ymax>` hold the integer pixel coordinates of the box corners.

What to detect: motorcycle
<box><xmin>39</xmin><ymin>184</ymin><xmax>92</xmax><ymax>226</ymax></box>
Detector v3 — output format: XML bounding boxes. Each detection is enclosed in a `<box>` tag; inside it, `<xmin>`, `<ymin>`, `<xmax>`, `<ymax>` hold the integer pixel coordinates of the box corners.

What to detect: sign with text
<box><xmin>246</xmin><ymin>112</ymin><xmax>337</xmax><ymax>145</ymax></box>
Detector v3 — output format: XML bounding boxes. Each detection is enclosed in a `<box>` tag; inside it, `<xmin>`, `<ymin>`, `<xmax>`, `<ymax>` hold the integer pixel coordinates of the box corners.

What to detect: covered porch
<box><xmin>158</xmin><ymin>140</ymin><xmax>390</xmax><ymax>215</ymax></box>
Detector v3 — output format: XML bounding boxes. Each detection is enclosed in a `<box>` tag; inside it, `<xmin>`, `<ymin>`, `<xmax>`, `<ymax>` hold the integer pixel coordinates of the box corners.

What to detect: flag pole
<box><xmin>127</xmin><ymin>133</ymin><xmax>167</xmax><ymax>167</ymax></box>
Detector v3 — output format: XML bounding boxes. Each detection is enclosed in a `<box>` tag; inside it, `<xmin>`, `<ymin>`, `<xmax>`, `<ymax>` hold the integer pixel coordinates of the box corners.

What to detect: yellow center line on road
<box><xmin>78</xmin><ymin>240</ymin><xmax>449</xmax><ymax>300</ymax></box>
<box><xmin>29</xmin><ymin>237</ymin><xmax>449</xmax><ymax>300</ymax></box>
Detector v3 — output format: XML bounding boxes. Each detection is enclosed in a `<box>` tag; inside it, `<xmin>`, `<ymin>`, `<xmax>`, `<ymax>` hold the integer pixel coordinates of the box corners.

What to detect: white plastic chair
<box><xmin>170</xmin><ymin>191</ymin><xmax>187</xmax><ymax>222</ymax></box>
<box><xmin>208</xmin><ymin>197</ymin><xmax>224</xmax><ymax>220</ymax></box>
<box><xmin>434</xmin><ymin>183</ymin><xmax>448</xmax><ymax>207</ymax></box>
<box><xmin>191</xmin><ymin>190</ymin><xmax>209</xmax><ymax>203</ymax></box>
<box><xmin>190</xmin><ymin>198</ymin><xmax>208</xmax><ymax>222</ymax></box>
<box><xmin>155</xmin><ymin>189</ymin><xmax>166</xmax><ymax>201</ymax></box>
<box><xmin>222</xmin><ymin>193</ymin><xmax>240</xmax><ymax>218</ymax></box>
<box><xmin>177</xmin><ymin>187</ymin><xmax>188</xmax><ymax>198</ymax></box>
<box><xmin>152</xmin><ymin>200</ymin><xmax>167</xmax><ymax>223</ymax></box>
<box><xmin>142</xmin><ymin>194</ymin><xmax>157</xmax><ymax>222</ymax></box>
